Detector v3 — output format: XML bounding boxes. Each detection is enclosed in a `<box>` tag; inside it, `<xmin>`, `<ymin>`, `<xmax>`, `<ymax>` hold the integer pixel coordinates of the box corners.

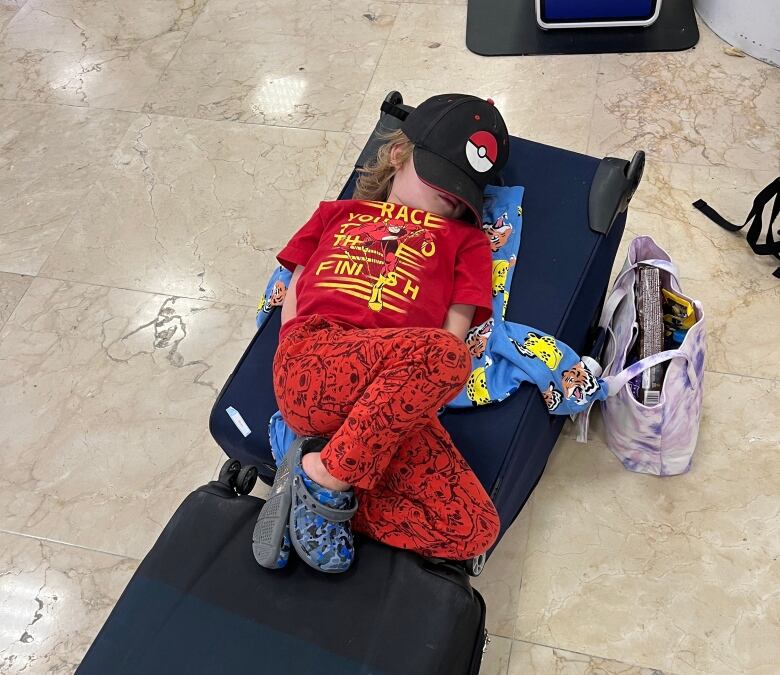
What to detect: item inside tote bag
<box><xmin>625</xmin><ymin>264</ymin><xmax>696</xmax><ymax>406</ymax></box>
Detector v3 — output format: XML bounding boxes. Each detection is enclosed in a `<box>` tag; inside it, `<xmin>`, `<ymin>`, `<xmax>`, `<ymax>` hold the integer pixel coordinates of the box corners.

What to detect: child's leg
<box><xmin>352</xmin><ymin>417</ymin><xmax>500</xmax><ymax>560</ymax></box>
<box><xmin>274</xmin><ymin>317</ymin><xmax>471</xmax><ymax>490</ymax></box>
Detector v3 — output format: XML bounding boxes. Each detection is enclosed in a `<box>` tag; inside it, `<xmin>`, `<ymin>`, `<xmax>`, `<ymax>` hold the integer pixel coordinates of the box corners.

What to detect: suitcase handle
<box><xmin>588</xmin><ymin>150</ymin><xmax>645</xmax><ymax>234</ymax></box>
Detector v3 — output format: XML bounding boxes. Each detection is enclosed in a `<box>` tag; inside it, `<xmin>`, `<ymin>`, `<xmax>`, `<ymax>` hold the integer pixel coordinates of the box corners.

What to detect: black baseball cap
<box><xmin>401</xmin><ymin>93</ymin><xmax>510</xmax><ymax>226</ymax></box>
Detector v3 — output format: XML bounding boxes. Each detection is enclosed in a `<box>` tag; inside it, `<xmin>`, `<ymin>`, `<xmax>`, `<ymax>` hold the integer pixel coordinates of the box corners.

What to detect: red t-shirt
<box><xmin>278</xmin><ymin>199</ymin><xmax>493</xmax><ymax>339</ymax></box>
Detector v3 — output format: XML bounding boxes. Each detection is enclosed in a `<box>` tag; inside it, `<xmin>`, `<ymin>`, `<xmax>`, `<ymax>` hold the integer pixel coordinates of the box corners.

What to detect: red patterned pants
<box><xmin>273</xmin><ymin>315</ymin><xmax>500</xmax><ymax>559</ymax></box>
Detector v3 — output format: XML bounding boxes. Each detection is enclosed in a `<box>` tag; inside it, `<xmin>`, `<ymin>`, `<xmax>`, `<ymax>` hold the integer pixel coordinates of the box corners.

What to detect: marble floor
<box><xmin>0</xmin><ymin>1</ymin><xmax>778</xmax><ymax>673</ymax></box>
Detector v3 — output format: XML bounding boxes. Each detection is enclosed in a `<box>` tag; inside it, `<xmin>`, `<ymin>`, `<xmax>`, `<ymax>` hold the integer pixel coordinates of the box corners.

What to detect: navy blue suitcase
<box><xmin>210</xmin><ymin>92</ymin><xmax>642</xmax><ymax>541</ymax></box>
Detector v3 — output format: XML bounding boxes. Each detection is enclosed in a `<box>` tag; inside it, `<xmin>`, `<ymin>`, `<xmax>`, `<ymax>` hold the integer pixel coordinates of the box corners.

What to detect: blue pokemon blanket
<box><xmin>257</xmin><ymin>187</ymin><xmax>608</xmax><ymax>463</ymax></box>
<box><xmin>449</xmin><ymin>186</ymin><xmax>608</xmax><ymax>414</ymax></box>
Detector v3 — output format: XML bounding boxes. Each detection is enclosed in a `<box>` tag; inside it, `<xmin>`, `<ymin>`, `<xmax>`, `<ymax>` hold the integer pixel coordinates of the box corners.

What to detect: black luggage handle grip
<box><xmin>588</xmin><ymin>150</ymin><xmax>645</xmax><ymax>235</ymax></box>
<box><xmin>380</xmin><ymin>99</ymin><xmax>410</xmax><ymax>121</ymax></box>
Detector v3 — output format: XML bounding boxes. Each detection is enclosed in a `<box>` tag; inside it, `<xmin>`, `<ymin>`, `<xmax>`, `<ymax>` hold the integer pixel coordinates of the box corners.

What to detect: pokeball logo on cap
<box><xmin>465</xmin><ymin>130</ymin><xmax>498</xmax><ymax>173</ymax></box>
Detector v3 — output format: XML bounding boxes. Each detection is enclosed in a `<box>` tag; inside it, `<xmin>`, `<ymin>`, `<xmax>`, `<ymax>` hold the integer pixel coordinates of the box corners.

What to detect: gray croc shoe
<box><xmin>252</xmin><ymin>436</ymin><xmax>327</xmax><ymax>569</ymax></box>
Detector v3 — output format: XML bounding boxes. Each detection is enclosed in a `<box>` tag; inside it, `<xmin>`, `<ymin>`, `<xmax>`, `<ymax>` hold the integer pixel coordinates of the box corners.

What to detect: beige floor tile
<box><xmin>589</xmin><ymin>25</ymin><xmax>780</xmax><ymax>171</ymax></box>
<box><xmin>323</xmin><ymin>132</ymin><xmax>370</xmax><ymax>201</ymax></box>
<box><xmin>508</xmin><ymin>641</ymin><xmax>668</xmax><ymax>675</ymax></box>
<box><xmin>143</xmin><ymin>0</ymin><xmax>397</xmax><ymax>130</ymax></box>
<box><xmin>401</xmin><ymin>0</ymin><xmax>465</xmax><ymax>5</ymax></box>
<box><xmin>679</xmin><ymin>271</ymin><xmax>779</xmax><ymax>380</ymax></box>
<box><xmin>515</xmin><ymin>372</ymin><xmax>780</xmax><ymax>675</ymax></box>
<box><xmin>208</xmin><ymin>453</ymin><xmax>228</xmax><ymax>481</ymax></box>
<box><xmin>473</xmin><ymin>499</ymin><xmax>533</xmax><ymax>638</ymax></box>
<box><xmin>186</xmin><ymin>0</ymin><xmax>396</xmax><ymax>45</ymax></box>
<box><xmin>0</xmin><ymin>532</ymin><xmax>138</xmax><ymax>674</ymax></box>
<box><xmin>481</xmin><ymin>635</ymin><xmax>512</xmax><ymax>675</ymax></box>
<box><xmin>0</xmin><ymin>0</ymin><xmax>23</xmax><ymax>32</ymax></box>
<box><xmin>41</xmin><ymin>114</ymin><xmax>346</xmax><ymax>304</ymax></box>
<box><xmin>352</xmin><ymin>4</ymin><xmax>599</xmax><ymax>153</ymax></box>
<box><xmin>0</xmin><ymin>0</ymin><xmax>205</xmax><ymax>110</ymax></box>
<box><xmin>0</xmin><ymin>278</ymin><xmax>256</xmax><ymax>558</ymax></box>
<box><xmin>0</xmin><ymin>271</ymin><xmax>31</xmax><ymax>329</ymax></box>
<box><xmin>625</xmin><ymin>160</ymin><xmax>780</xmax><ymax>282</ymax></box>
<box><xmin>0</xmin><ymin>102</ymin><xmax>133</xmax><ymax>276</ymax></box>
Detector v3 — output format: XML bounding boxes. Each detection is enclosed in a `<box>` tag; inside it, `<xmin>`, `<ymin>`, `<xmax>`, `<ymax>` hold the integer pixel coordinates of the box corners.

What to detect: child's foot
<box><xmin>289</xmin><ymin>466</ymin><xmax>357</xmax><ymax>573</ymax></box>
<box><xmin>301</xmin><ymin>451</ymin><xmax>351</xmax><ymax>491</ymax></box>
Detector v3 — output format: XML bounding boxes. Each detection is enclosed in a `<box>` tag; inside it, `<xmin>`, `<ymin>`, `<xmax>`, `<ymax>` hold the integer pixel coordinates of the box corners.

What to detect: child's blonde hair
<box><xmin>353</xmin><ymin>129</ymin><xmax>414</xmax><ymax>201</ymax></box>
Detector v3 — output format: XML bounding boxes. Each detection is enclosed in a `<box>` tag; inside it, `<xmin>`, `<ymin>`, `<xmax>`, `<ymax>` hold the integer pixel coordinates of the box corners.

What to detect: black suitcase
<box><xmin>77</xmin><ymin>469</ymin><xmax>488</xmax><ymax>675</ymax></box>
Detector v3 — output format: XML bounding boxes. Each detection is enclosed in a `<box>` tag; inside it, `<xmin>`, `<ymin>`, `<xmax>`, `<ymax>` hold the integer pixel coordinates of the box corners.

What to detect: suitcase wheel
<box><xmin>464</xmin><ymin>553</ymin><xmax>486</xmax><ymax>577</ymax></box>
<box><xmin>218</xmin><ymin>459</ymin><xmax>242</xmax><ymax>487</ymax></box>
<box><xmin>258</xmin><ymin>461</ymin><xmax>277</xmax><ymax>486</ymax></box>
<box><xmin>235</xmin><ymin>465</ymin><xmax>258</xmax><ymax>495</ymax></box>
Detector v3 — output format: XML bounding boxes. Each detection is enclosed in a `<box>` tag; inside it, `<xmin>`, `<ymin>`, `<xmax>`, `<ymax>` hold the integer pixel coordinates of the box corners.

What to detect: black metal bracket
<box><xmin>588</xmin><ymin>150</ymin><xmax>645</xmax><ymax>234</ymax></box>
<box><xmin>356</xmin><ymin>92</ymin><xmax>414</xmax><ymax>170</ymax></box>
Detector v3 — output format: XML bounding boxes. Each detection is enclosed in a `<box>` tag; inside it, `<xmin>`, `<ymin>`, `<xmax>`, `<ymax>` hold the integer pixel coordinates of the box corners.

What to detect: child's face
<box><xmin>387</xmin><ymin>149</ymin><xmax>468</xmax><ymax>221</ymax></box>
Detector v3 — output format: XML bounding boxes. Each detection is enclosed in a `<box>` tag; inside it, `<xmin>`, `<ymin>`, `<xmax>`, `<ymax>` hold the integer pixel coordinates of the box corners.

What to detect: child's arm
<box><xmin>281</xmin><ymin>265</ymin><xmax>304</xmax><ymax>325</ymax></box>
<box><xmin>443</xmin><ymin>304</ymin><xmax>476</xmax><ymax>341</ymax></box>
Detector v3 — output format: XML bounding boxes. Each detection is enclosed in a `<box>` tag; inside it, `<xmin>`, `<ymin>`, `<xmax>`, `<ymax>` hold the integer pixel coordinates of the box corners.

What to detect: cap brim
<box><xmin>412</xmin><ymin>146</ymin><xmax>484</xmax><ymax>227</ymax></box>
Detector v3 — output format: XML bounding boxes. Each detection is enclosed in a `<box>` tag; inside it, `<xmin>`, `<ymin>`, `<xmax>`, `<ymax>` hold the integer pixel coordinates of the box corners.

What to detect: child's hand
<box><xmin>443</xmin><ymin>304</ymin><xmax>476</xmax><ymax>341</ymax></box>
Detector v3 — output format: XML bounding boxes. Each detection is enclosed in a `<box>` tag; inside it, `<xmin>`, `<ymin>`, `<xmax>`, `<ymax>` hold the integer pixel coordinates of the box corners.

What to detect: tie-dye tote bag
<box><xmin>599</xmin><ymin>236</ymin><xmax>706</xmax><ymax>476</ymax></box>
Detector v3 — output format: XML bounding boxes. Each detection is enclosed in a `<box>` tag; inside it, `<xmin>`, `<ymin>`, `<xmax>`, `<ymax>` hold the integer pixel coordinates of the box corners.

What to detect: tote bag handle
<box><xmin>599</xmin><ymin>255</ymin><xmax>686</xmax><ymax>332</ymax></box>
<box><xmin>599</xmin><ymin>258</ymin><xmax>681</xmax><ymax>328</ymax></box>
<box><xmin>614</xmin><ymin>258</ymin><xmax>680</xmax><ymax>287</ymax></box>
<box><xmin>605</xmin><ymin>348</ymin><xmax>699</xmax><ymax>394</ymax></box>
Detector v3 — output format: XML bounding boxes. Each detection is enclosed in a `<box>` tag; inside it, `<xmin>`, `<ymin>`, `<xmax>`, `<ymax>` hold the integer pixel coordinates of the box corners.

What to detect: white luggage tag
<box><xmin>226</xmin><ymin>406</ymin><xmax>252</xmax><ymax>437</ymax></box>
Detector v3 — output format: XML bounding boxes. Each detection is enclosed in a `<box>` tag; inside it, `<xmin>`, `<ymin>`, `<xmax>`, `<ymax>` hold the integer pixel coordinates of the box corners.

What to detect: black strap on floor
<box><xmin>693</xmin><ymin>177</ymin><xmax>780</xmax><ymax>278</ymax></box>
